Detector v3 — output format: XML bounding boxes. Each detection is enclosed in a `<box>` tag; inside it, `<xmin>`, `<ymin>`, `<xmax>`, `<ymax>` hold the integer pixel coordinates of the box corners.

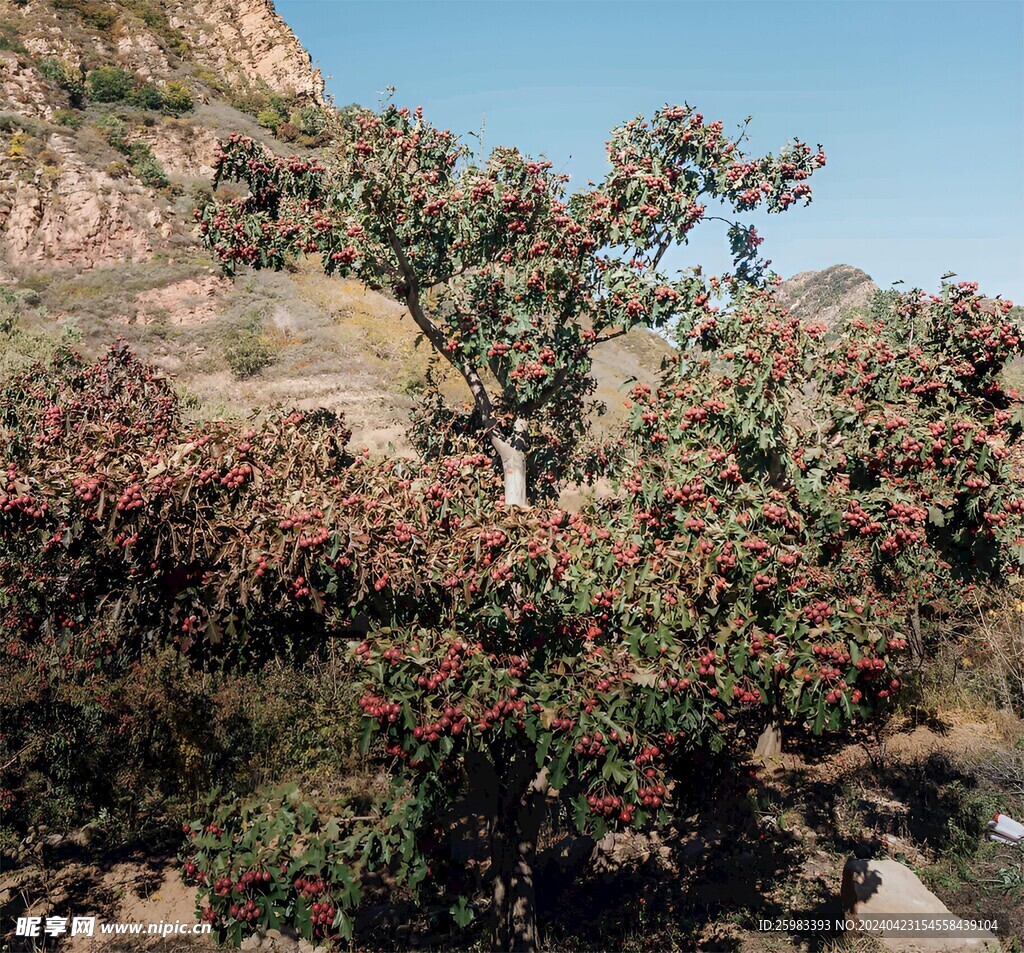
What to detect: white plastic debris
<box><xmin>988</xmin><ymin>813</ymin><xmax>1024</xmax><ymax>843</ymax></box>
<box><xmin>989</xmin><ymin>832</ymin><xmax>1019</xmax><ymax>845</ymax></box>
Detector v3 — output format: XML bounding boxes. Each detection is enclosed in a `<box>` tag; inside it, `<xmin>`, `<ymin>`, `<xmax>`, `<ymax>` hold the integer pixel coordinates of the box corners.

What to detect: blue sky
<box><xmin>277</xmin><ymin>0</ymin><xmax>1024</xmax><ymax>301</ymax></box>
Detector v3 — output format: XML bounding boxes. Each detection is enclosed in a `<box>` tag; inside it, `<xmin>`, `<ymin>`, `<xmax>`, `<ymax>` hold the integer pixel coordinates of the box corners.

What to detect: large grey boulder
<box><xmin>841</xmin><ymin>858</ymin><xmax>1001</xmax><ymax>952</ymax></box>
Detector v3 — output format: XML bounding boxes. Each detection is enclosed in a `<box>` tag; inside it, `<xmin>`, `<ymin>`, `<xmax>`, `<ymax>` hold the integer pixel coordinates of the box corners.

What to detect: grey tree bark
<box><xmin>492</xmin><ymin>418</ymin><xmax>529</xmax><ymax>508</ymax></box>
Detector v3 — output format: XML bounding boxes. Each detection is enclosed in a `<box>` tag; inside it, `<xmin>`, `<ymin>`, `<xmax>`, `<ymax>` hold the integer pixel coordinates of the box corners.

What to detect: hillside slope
<box><xmin>777</xmin><ymin>264</ymin><xmax>878</xmax><ymax>326</ymax></box>
<box><xmin>0</xmin><ymin>0</ymin><xmax>672</xmax><ymax>448</ymax></box>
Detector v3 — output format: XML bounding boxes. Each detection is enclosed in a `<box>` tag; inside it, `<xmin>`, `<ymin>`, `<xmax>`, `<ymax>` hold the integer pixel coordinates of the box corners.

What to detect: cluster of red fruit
<box><xmin>586</xmin><ymin>792</ymin><xmax>630</xmax><ymax>820</ymax></box>
<box><xmin>880</xmin><ymin>528</ymin><xmax>923</xmax><ymax>554</ymax></box>
<box><xmin>308</xmin><ymin>901</ymin><xmax>338</xmax><ymax>934</ymax></box>
<box><xmin>811</xmin><ymin>644</ymin><xmax>852</xmax><ymax>665</ymax></box>
<box><xmin>637</xmin><ymin>783</ymin><xmax>667</xmax><ymax>808</ymax></box>
<box><xmin>114</xmin><ymin>484</ymin><xmax>145</xmax><ymax>512</ymax></box>
<box><xmin>412</xmin><ymin>705</ymin><xmax>468</xmax><ymax>742</ymax></box>
<box><xmin>0</xmin><ymin>489</ymin><xmax>45</xmax><ymax>519</ymax></box>
<box><xmin>298</xmin><ymin>527</ymin><xmax>329</xmax><ymax>549</ymax></box>
<box><xmin>71</xmin><ymin>474</ymin><xmax>103</xmax><ymax>502</ymax></box>
<box><xmin>414</xmin><ymin>646</ymin><xmax>466</xmax><ymax>690</ymax></box>
<box><xmin>855</xmin><ymin>656</ymin><xmax>888</xmax><ymax>675</ymax></box>
<box><xmin>656</xmin><ymin>674</ymin><xmax>692</xmax><ymax>693</ymax></box>
<box><xmin>732</xmin><ymin>684</ymin><xmax>762</xmax><ymax>704</ymax></box>
<box><xmin>220</xmin><ymin>464</ymin><xmax>252</xmax><ymax>490</ymax></box>
<box><xmin>359</xmin><ymin>693</ymin><xmax>401</xmax><ymax>724</ymax></box>
<box><xmin>476</xmin><ymin>695</ymin><xmax>527</xmax><ymax>733</ymax></box>
<box><xmin>228</xmin><ymin>899</ymin><xmax>261</xmax><ymax>923</ymax></box>
<box><xmin>803</xmin><ymin>601</ymin><xmax>834</xmax><ymax>626</ymax></box>
<box><xmin>574</xmin><ymin>732</ymin><xmax>609</xmax><ymax>758</ymax></box>
<box><xmin>634</xmin><ymin>744</ymin><xmax>660</xmax><ymax>766</ymax></box>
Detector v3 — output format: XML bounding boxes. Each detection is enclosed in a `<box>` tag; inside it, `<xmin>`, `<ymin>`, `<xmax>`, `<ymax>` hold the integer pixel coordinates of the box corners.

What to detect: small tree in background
<box><xmin>197</xmin><ymin>102</ymin><xmax>825</xmax><ymax>505</ymax></box>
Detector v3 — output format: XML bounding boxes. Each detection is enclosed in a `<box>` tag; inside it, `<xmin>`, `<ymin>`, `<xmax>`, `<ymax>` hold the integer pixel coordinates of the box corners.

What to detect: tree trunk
<box><xmin>754</xmin><ymin>722</ymin><xmax>783</xmax><ymax>759</ymax></box>
<box><xmin>492</xmin><ymin>418</ymin><xmax>529</xmax><ymax>508</ymax></box>
<box><xmin>491</xmin><ymin>793</ymin><xmax>543</xmax><ymax>951</ymax></box>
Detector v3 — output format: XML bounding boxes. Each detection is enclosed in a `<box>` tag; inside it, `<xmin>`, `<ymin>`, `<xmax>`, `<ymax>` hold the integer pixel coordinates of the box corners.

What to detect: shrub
<box><xmin>2</xmin><ymin>305</ymin><xmax>1021</xmax><ymax>950</ymax></box>
<box><xmin>129</xmin><ymin>81</ymin><xmax>165</xmax><ymax>111</ymax></box>
<box><xmin>0</xmin><ymin>341</ymin><xmax>363</xmax><ymax>667</ymax></box>
<box><xmin>255</xmin><ymin>108</ymin><xmax>283</xmax><ymax>133</ymax></box>
<box><xmin>93</xmin><ymin>112</ymin><xmax>128</xmax><ymax>151</ymax></box>
<box><xmin>53</xmin><ymin>0</ymin><xmax>118</xmax><ymax>32</ymax></box>
<box><xmin>344</xmin><ymin>280</ymin><xmax>1024</xmax><ymax>949</ymax></box>
<box><xmin>162</xmin><ymin>80</ymin><xmax>194</xmax><ymax>115</ymax></box>
<box><xmin>4</xmin><ymin>131</ymin><xmax>30</xmax><ymax>161</ymax></box>
<box><xmin>0</xmin><ymin>637</ymin><xmax>361</xmax><ymax>856</ymax></box>
<box><xmin>128</xmin><ymin>142</ymin><xmax>168</xmax><ymax>188</ymax></box>
<box><xmin>224</xmin><ymin>314</ymin><xmax>276</xmax><ymax>377</ymax></box>
<box><xmin>296</xmin><ymin>105</ymin><xmax>326</xmax><ymax>138</ymax></box>
<box><xmin>35</xmin><ymin>57</ymin><xmax>84</xmax><ymax>106</ymax></box>
<box><xmin>228</xmin><ymin>89</ymin><xmax>271</xmax><ymax>118</ymax></box>
<box><xmin>86</xmin><ymin>66</ymin><xmax>134</xmax><ymax>103</ymax></box>
<box><xmin>0</xmin><ymin>25</ymin><xmax>29</xmax><ymax>55</ymax></box>
<box><xmin>52</xmin><ymin>108</ymin><xmax>83</xmax><ymax>128</ymax></box>
<box><xmin>180</xmin><ymin>786</ymin><xmax>362</xmax><ymax>945</ymax></box>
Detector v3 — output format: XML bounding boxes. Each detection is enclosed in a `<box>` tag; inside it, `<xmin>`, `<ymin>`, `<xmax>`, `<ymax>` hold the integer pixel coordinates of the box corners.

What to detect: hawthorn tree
<box><xmin>197</xmin><ymin>102</ymin><xmax>826</xmax><ymax>505</ymax></box>
<box><xmin>188</xmin><ymin>102</ymin><xmax>1024</xmax><ymax>950</ymax></box>
<box><xmin>5</xmin><ymin>285</ymin><xmax>1021</xmax><ymax>950</ymax></box>
<box><xmin>341</xmin><ymin>280</ymin><xmax>1024</xmax><ymax>950</ymax></box>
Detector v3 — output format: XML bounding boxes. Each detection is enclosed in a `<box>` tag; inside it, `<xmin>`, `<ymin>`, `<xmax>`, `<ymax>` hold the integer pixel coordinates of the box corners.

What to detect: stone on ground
<box><xmin>841</xmin><ymin>857</ymin><xmax>1001</xmax><ymax>952</ymax></box>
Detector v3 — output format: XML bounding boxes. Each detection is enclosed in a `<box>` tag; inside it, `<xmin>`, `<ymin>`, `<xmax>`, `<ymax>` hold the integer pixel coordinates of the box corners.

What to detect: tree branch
<box><xmin>593</xmin><ymin>328</ymin><xmax>628</xmax><ymax>346</ymax></box>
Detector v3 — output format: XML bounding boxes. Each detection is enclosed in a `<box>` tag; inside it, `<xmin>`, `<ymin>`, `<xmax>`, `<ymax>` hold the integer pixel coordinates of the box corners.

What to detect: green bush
<box><xmin>162</xmin><ymin>80</ymin><xmax>194</xmax><ymax>115</ymax></box>
<box><xmin>93</xmin><ymin>113</ymin><xmax>128</xmax><ymax>151</ymax></box>
<box><xmin>254</xmin><ymin>94</ymin><xmax>296</xmax><ymax>136</ymax></box>
<box><xmin>296</xmin><ymin>105</ymin><xmax>326</xmax><ymax>138</ymax></box>
<box><xmin>36</xmin><ymin>57</ymin><xmax>69</xmax><ymax>84</ymax></box>
<box><xmin>86</xmin><ymin>66</ymin><xmax>134</xmax><ymax>103</ymax></box>
<box><xmin>129</xmin><ymin>81</ymin><xmax>165</xmax><ymax>111</ymax></box>
<box><xmin>224</xmin><ymin>314</ymin><xmax>276</xmax><ymax>377</ymax></box>
<box><xmin>256</xmin><ymin>108</ymin><xmax>283</xmax><ymax>133</ymax></box>
<box><xmin>36</xmin><ymin>57</ymin><xmax>85</xmax><ymax>107</ymax></box>
<box><xmin>181</xmin><ymin>786</ymin><xmax>362</xmax><ymax>945</ymax></box>
<box><xmin>0</xmin><ymin>623</ymin><xmax>361</xmax><ymax>859</ymax></box>
<box><xmin>228</xmin><ymin>89</ymin><xmax>271</xmax><ymax>117</ymax></box>
<box><xmin>129</xmin><ymin>145</ymin><xmax>168</xmax><ymax>188</ymax></box>
<box><xmin>52</xmin><ymin>108</ymin><xmax>83</xmax><ymax>128</ymax></box>
<box><xmin>53</xmin><ymin>0</ymin><xmax>118</xmax><ymax>31</ymax></box>
<box><xmin>0</xmin><ymin>25</ymin><xmax>29</xmax><ymax>54</ymax></box>
<box><xmin>91</xmin><ymin>120</ymin><xmax>169</xmax><ymax>187</ymax></box>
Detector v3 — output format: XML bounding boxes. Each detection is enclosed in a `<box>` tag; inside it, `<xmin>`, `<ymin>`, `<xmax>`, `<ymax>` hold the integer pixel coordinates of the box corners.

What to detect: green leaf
<box><xmin>449</xmin><ymin>897</ymin><xmax>476</xmax><ymax>928</ymax></box>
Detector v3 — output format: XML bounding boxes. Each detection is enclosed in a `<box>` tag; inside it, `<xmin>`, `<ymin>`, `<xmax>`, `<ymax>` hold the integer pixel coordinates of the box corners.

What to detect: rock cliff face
<box><xmin>3</xmin><ymin>130</ymin><xmax>170</xmax><ymax>267</ymax></box>
<box><xmin>1</xmin><ymin>0</ymin><xmax>328</xmax><ymax>276</ymax></box>
<box><xmin>2</xmin><ymin>0</ymin><xmax>325</xmax><ymax>104</ymax></box>
<box><xmin>0</xmin><ymin>49</ymin><xmax>57</xmax><ymax>120</ymax></box>
<box><xmin>167</xmin><ymin>0</ymin><xmax>325</xmax><ymax>103</ymax></box>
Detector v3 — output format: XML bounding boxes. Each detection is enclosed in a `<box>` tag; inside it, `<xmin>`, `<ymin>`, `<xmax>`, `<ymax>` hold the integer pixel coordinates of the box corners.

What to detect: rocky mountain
<box><xmin>2</xmin><ymin>3</ymin><xmax>881</xmax><ymax>453</ymax></box>
<box><xmin>778</xmin><ymin>264</ymin><xmax>878</xmax><ymax>326</ymax></box>
<box><xmin>0</xmin><ymin>0</ymin><xmax>674</xmax><ymax>450</ymax></box>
